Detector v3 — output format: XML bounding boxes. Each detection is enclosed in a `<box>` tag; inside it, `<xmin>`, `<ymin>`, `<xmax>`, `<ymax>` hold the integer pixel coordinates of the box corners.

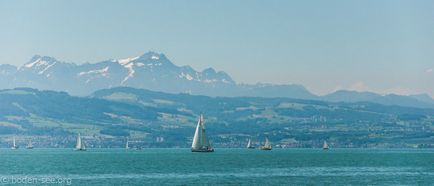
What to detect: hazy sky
<box><xmin>0</xmin><ymin>0</ymin><xmax>433</xmax><ymax>96</ymax></box>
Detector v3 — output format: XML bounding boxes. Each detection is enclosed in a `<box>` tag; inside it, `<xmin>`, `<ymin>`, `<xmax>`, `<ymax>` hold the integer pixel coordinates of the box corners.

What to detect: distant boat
<box><xmin>247</xmin><ymin>139</ymin><xmax>255</xmax><ymax>149</ymax></box>
<box><xmin>74</xmin><ymin>133</ymin><xmax>86</xmax><ymax>151</ymax></box>
<box><xmin>26</xmin><ymin>139</ymin><xmax>33</xmax><ymax>149</ymax></box>
<box><xmin>11</xmin><ymin>136</ymin><xmax>18</xmax><ymax>150</ymax></box>
<box><xmin>260</xmin><ymin>138</ymin><xmax>272</xmax><ymax>150</ymax></box>
<box><xmin>125</xmin><ymin>138</ymin><xmax>130</xmax><ymax>150</ymax></box>
<box><xmin>156</xmin><ymin>137</ymin><xmax>164</xmax><ymax>143</ymax></box>
<box><xmin>191</xmin><ymin>114</ymin><xmax>214</xmax><ymax>152</ymax></box>
<box><xmin>323</xmin><ymin>140</ymin><xmax>329</xmax><ymax>150</ymax></box>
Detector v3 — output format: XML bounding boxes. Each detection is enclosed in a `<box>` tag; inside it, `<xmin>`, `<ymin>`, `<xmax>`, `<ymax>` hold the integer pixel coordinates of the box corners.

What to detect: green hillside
<box><xmin>0</xmin><ymin>87</ymin><xmax>432</xmax><ymax>148</ymax></box>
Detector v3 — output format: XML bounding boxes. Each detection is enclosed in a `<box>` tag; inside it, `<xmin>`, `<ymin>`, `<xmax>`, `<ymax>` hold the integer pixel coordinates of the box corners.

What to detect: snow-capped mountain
<box><xmin>0</xmin><ymin>51</ymin><xmax>313</xmax><ymax>98</ymax></box>
<box><xmin>1</xmin><ymin>51</ymin><xmax>433</xmax><ymax>107</ymax></box>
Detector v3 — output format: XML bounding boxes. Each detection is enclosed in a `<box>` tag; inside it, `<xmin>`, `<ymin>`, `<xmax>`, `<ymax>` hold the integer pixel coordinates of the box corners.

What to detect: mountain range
<box><xmin>1</xmin><ymin>51</ymin><xmax>433</xmax><ymax>108</ymax></box>
<box><xmin>321</xmin><ymin>90</ymin><xmax>434</xmax><ymax>108</ymax></box>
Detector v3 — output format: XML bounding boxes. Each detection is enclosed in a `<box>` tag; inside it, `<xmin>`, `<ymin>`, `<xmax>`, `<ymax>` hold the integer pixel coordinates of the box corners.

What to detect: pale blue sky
<box><xmin>0</xmin><ymin>0</ymin><xmax>433</xmax><ymax>96</ymax></box>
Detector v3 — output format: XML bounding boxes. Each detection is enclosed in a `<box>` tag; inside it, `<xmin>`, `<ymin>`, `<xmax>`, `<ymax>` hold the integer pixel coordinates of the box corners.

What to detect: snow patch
<box><xmin>121</xmin><ymin>63</ymin><xmax>135</xmax><ymax>85</ymax></box>
<box><xmin>203</xmin><ymin>79</ymin><xmax>218</xmax><ymax>83</ymax></box>
<box><xmin>145</xmin><ymin>62</ymin><xmax>162</xmax><ymax>67</ymax></box>
<box><xmin>38</xmin><ymin>62</ymin><xmax>57</xmax><ymax>75</ymax></box>
<box><xmin>185</xmin><ymin>74</ymin><xmax>193</xmax><ymax>80</ymax></box>
<box><xmin>24</xmin><ymin>58</ymin><xmax>49</xmax><ymax>68</ymax></box>
<box><xmin>23</xmin><ymin>59</ymin><xmax>41</xmax><ymax>68</ymax></box>
<box><xmin>136</xmin><ymin>63</ymin><xmax>145</xmax><ymax>67</ymax></box>
<box><xmin>116</xmin><ymin>56</ymin><xmax>140</xmax><ymax>84</ymax></box>
<box><xmin>118</xmin><ymin>56</ymin><xmax>139</xmax><ymax>65</ymax></box>
<box><xmin>78</xmin><ymin>66</ymin><xmax>110</xmax><ymax>77</ymax></box>
<box><xmin>222</xmin><ymin>79</ymin><xmax>231</xmax><ymax>84</ymax></box>
<box><xmin>179</xmin><ymin>72</ymin><xmax>194</xmax><ymax>81</ymax></box>
<box><xmin>151</xmin><ymin>55</ymin><xmax>159</xmax><ymax>60</ymax></box>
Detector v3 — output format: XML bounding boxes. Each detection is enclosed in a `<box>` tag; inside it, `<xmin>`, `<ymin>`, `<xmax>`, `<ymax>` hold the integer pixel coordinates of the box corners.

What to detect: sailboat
<box><xmin>260</xmin><ymin>137</ymin><xmax>272</xmax><ymax>150</ymax></box>
<box><xmin>26</xmin><ymin>139</ymin><xmax>33</xmax><ymax>149</ymax></box>
<box><xmin>11</xmin><ymin>136</ymin><xmax>18</xmax><ymax>150</ymax></box>
<box><xmin>125</xmin><ymin>138</ymin><xmax>130</xmax><ymax>150</ymax></box>
<box><xmin>191</xmin><ymin>114</ymin><xmax>214</xmax><ymax>152</ymax></box>
<box><xmin>323</xmin><ymin>140</ymin><xmax>329</xmax><ymax>150</ymax></box>
<box><xmin>247</xmin><ymin>139</ymin><xmax>255</xmax><ymax>149</ymax></box>
<box><xmin>74</xmin><ymin>133</ymin><xmax>86</xmax><ymax>151</ymax></box>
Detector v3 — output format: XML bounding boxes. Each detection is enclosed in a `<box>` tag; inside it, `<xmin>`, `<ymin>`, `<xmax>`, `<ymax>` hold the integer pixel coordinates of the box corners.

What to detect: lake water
<box><xmin>0</xmin><ymin>148</ymin><xmax>432</xmax><ymax>185</ymax></box>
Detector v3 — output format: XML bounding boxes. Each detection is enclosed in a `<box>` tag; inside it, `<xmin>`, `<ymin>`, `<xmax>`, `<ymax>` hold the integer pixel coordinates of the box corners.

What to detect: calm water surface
<box><xmin>0</xmin><ymin>148</ymin><xmax>432</xmax><ymax>185</ymax></box>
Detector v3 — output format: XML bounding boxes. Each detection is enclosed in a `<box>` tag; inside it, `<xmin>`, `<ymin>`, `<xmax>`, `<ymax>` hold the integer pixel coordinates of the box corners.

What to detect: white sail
<box><xmin>75</xmin><ymin>133</ymin><xmax>82</xmax><ymax>149</ymax></box>
<box><xmin>75</xmin><ymin>133</ymin><xmax>86</xmax><ymax>150</ymax></box>
<box><xmin>247</xmin><ymin>139</ymin><xmax>255</xmax><ymax>149</ymax></box>
<box><xmin>323</xmin><ymin>140</ymin><xmax>329</xmax><ymax>149</ymax></box>
<box><xmin>191</xmin><ymin>114</ymin><xmax>213</xmax><ymax>152</ymax></box>
<box><xmin>11</xmin><ymin>136</ymin><xmax>18</xmax><ymax>149</ymax></box>
<box><xmin>126</xmin><ymin>138</ymin><xmax>129</xmax><ymax>149</ymax></box>
<box><xmin>27</xmin><ymin>139</ymin><xmax>33</xmax><ymax>149</ymax></box>
<box><xmin>264</xmin><ymin>138</ymin><xmax>271</xmax><ymax>148</ymax></box>
<box><xmin>260</xmin><ymin>137</ymin><xmax>272</xmax><ymax>150</ymax></box>
<box><xmin>191</xmin><ymin>117</ymin><xmax>201</xmax><ymax>149</ymax></box>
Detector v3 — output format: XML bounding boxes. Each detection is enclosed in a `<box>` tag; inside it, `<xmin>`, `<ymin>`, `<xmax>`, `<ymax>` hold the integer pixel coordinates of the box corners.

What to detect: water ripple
<box><xmin>1</xmin><ymin>166</ymin><xmax>432</xmax><ymax>180</ymax></box>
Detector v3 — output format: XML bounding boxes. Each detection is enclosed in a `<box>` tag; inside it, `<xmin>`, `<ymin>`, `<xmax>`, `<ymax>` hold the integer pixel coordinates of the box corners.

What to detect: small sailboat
<box><xmin>11</xmin><ymin>136</ymin><xmax>18</xmax><ymax>150</ymax></box>
<box><xmin>247</xmin><ymin>139</ymin><xmax>255</xmax><ymax>149</ymax></box>
<box><xmin>26</xmin><ymin>139</ymin><xmax>34</xmax><ymax>149</ymax></box>
<box><xmin>323</xmin><ymin>140</ymin><xmax>329</xmax><ymax>150</ymax></box>
<box><xmin>74</xmin><ymin>133</ymin><xmax>86</xmax><ymax>151</ymax></box>
<box><xmin>191</xmin><ymin>114</ymin><xmax>214</xmax><ymax>152</ymax></box>
<box><xmin>260</xmin><ymin>137</ymin><xmax>272</xmax><ymax>150</ymax></box>
<box><xmin>125</xmin><ymin>138</ymin><xmax>130</xmax><ymax>150</ymax></box>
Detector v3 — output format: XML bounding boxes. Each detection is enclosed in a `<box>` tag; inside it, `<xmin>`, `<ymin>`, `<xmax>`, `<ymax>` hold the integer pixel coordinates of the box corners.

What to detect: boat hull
<box><xmin>191</xmin><ymin>148</ymin><xmax>214</xmax><ymax>152</ymax></box>
<box><xmin>260</xmin><ymin>147</ymin><xmax>272</xmax><ymax>150</ymax></box>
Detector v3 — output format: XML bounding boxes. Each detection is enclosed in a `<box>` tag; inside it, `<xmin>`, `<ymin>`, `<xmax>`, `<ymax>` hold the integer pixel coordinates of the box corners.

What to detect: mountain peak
<box><xmin>21</xmin><ymin>55</ymin><xmax>60</xmax><ymax>72</ymax></box>
<box><xmin>202</xmin><ymin>67</ymin><xmax>216</xmax><ymax>74</ymax></box>
<box><xmin>116</xmin><ymin>51</ymin><xmax>166</xmax><ymax>65</ymax></box>
<box><xmin>199</xmin><ymin>67</ymin><xmax>234</xmax><ymax>84</ymax></box>
<box><xmin>138</xmin><ymin>51</ymin><xmax>165</xmax><ymax>61</ymax></box>
<box><xmin>117</xmin><ymin>56</ymin><xmax>139</xmax><ymax>65</ymax></box>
